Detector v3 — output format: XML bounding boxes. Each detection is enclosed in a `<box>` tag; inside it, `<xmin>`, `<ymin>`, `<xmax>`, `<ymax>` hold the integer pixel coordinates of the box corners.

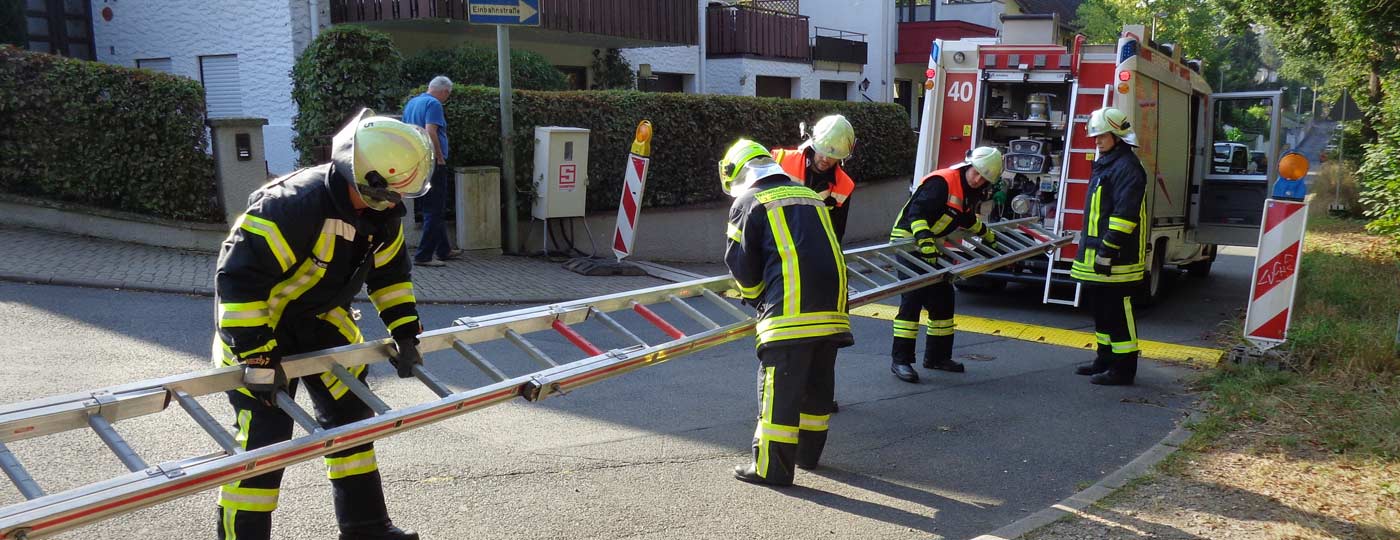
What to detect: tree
<box><xmin>589</xmin><ymin>48</ymin><xmax>635</xmax><ymax>90</ymax></box>
<box><xmin>290</xmin><ymin>26</ymin><xmax>404</xmax><ymax>166</ymax></box>
<box><xmin>1074</xmin><ymin>0</ymin><xmax>1263</xmax><ymax>93</ymax></box>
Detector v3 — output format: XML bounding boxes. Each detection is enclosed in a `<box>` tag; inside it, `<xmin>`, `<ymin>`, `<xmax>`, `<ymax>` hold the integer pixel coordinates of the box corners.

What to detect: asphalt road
<box><xmin>0</xmin><ymin>245</ymin><xmax>1258</xmax><ymax>540</ymax></box>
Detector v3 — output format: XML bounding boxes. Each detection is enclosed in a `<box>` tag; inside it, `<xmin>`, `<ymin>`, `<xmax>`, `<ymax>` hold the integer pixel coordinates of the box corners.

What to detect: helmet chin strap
<box><xmin>359</xmin><ymin>170</ymin><xmax>404</xmax><ymax>207</ymax></box>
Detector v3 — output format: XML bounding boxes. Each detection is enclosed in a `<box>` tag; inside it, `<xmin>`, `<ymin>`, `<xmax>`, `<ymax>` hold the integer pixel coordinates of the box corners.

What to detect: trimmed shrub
<box><xmin>0</xmin><ymin>45</ymin><xmax>220</xmax><ymax>221</ymax></box>
<box><xmin>291</xmin><ymin>25</ymin><xmax>403</xmax><ymax>165</ymax></box>
<box><xmin>401</xmin><ymin>44</ymin><xmax>568</xmax><ymax>92</ymax></box>
<box><xmin>436</xmin><ymin>87</ymin><xmax>915</xmax><ymax>212</ymax></box>
<box><xmin>1359</xmin><ymin>76</ymin><xmax>1400</xmax><ymax>239</ymax></box>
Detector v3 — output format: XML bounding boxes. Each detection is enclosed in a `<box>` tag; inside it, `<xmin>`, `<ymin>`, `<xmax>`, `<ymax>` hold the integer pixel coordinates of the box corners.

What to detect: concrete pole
<box><xmin>697</xmin><ymin>1</ymin><xmax>706</xmax><ymax>94</ymax></box>
<box><xmin>497</xmin><ymin>26</ymin><xmax>519</xmax><ymax>253</ymax></box>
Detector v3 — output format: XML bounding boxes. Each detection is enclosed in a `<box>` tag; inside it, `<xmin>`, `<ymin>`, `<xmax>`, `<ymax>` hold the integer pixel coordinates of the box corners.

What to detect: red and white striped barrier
<box><xmin>1243</xmin><ymin>199</ymin><xmax>1309</xmax><ymax>350</ymax></box>
<box><xmin>612</xmin><ymin>120</ymin><xmax>653</xmax><ymax>261</ymax></box>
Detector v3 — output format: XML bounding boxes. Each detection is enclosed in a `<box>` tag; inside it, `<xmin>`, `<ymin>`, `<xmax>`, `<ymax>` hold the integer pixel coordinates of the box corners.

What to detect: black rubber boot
<box><xmin>1090</xmin><ymin>354</ymin><xmax>1138</xmax><ymax>386</ymax></box>
<box><xmin>921</xmin><ymin>334</ymin><xmax>964</xmax><ymax>372</ymax></box>
<box><xmin>338</xmin><ymin>524</ymin><xmax>419</xmax><ymax>540</ymax></box>
<box><xmin>1075</xmin><ymin>355</ymin><xmax>1111</xmax><ymax>376</ymax></box>
<box><xmin>734</xmin><ymin>464</ymin><xmax>792</xmax><ymax>487</ymax></box>
<box><xmin>891</xmin><ymin>338</ymin><xmax>919</xmax><ymax>383</ymax></box>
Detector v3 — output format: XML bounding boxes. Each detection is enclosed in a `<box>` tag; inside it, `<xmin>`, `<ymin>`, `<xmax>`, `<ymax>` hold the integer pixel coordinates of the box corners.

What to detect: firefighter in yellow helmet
<box><xmin>720</xmin><ymin>139</ymin><xmax>853</xmax><ymax>486</ymax></box>
<box><xmin>771</xmin><ymin>115</ymin><xmax>857</xmax><ymax>241</ymax></box>
<box><xmin>887</xmin><ymin>147</ymin><xmax>1002</xmax><ymax>383</ymax></box>
<box><xmin>213</xmin><ymin>109</ymin><xmax>427</xmax><ymax>540</ymax></box>
<box><xmin>1072</xmin><ymin>107</ymin><xmax>1147</xmax><ymax>386</ymax></box>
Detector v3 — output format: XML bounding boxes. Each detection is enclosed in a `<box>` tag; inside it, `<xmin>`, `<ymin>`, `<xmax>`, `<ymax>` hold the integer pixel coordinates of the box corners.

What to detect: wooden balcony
<box><xmin>331</xmin><ymin>0</ymin><xmax>698</xmax><ymax>46</ymax></box>
<box><xmin>706</xmin><ymin>4</ymin><xmax>810</xmax><ymax>62</ymax></box>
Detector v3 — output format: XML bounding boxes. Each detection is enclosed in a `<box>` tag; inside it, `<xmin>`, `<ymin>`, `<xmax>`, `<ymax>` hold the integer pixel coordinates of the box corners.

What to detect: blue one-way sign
<box><xmin>468</xmin><ymin>0</ymin><xmax>541</xmax><ymax>26</ymax></box>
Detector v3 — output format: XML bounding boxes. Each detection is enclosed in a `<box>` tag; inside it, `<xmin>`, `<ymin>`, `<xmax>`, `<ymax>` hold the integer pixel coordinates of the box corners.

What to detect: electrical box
<box><xmin>532</xmin><ymin>126</ymin><xmax>590</xmax><ymax>220</ymax></box>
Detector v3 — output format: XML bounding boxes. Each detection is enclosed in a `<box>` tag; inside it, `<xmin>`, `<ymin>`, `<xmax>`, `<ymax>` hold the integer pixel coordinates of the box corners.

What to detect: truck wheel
<box><xmin>1184</xmin><ymin>258</ymin><xmax>1213</xmax><ymax>278</ymax></box>
<box><xmin>1135</xmin><ymin>241</ymin><xmax>1167</xmax><ymax>307</ymax></box>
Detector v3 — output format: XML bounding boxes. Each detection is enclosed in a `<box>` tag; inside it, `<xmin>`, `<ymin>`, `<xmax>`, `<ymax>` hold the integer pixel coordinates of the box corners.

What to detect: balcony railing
<box><xmin>812</xmin><ymin>27</ymin><xmax>867</xmax><ymax>65</ymax></box>
<box><xmin>706</xmin><ymin>4</ymin><xmax>810</xmax><ymax>61</ymax></box>
<box><xmin>331</xmin><ymin>0</ymin><xmax>698</xmax><ymax>45</ymax></box>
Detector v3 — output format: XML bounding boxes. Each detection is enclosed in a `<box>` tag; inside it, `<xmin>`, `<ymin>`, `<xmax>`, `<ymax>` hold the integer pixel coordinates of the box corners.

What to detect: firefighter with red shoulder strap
<box><xmin>214</xmin><ymin>109</ymin><xmax>428</xmax><ymax>540</ymax></box>
<box><xmin>887</xmin><ymin>147</ymin><xmax>1003</xmax><ymax>383</ymax></box>
<box><xmin>772</xmin><ymin>115</ymin><xmax>857</xmax><ymax>242</ymax></box>
<box><xmin>720</xmin><ymin>139</ymin><xmax>853</xmax><ymax>487</ymax></box>
<box><xmin>1071</xmin><ymin>107</ymin><xmax>1147</xmax><ymax>386</ymax></box>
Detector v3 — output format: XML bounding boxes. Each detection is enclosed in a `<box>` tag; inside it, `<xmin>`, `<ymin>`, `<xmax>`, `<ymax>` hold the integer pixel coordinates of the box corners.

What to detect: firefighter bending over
<box><xmin>887</xmin><ymin>147</ymin><xmax>1003</xmax><ymax>383</ymax></box>
<box><xmin>720</xmin><ymin>139</ymin><xmax>854</xmax><ymax>486</ymax></box>
<box><xmin>213</xmin><ymin>109</ymin><xmax>429</xmax><ymax>540</ymax></box>
<box><xmin>772</xmin><ymin>114</ymin><xmax>857</xmax><ymax>242</ymax></box>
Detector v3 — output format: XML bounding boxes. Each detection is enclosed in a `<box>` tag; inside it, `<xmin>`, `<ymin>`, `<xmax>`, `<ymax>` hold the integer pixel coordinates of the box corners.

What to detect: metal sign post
<box><xmin>470</xmin><ymin>0</ymin><xmax>541</xmax><ymax>254</ymax></box>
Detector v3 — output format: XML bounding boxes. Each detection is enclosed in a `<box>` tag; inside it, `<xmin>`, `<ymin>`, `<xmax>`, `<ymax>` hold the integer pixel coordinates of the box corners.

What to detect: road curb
<box><xmin>0</xmin><ymin>271</ymin><xmax>576</xmax><ymax>305</ymax></box>
<box><xmin>970</xmin><ymin>408</ymin><xmax>1206</xmax><ymax>540</ymax></box>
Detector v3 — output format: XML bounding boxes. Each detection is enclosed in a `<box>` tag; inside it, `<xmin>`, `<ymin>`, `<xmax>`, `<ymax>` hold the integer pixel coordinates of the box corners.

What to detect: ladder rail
<box><xmin>0</xmin><ymin>219</ymin><xmax>1071</xmax><ymax>540</ymax></box>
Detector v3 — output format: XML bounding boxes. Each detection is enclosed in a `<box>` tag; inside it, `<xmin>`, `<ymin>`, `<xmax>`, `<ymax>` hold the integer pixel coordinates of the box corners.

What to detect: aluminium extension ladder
<box><xmin>0</xmin><ymin>218</ymin><xmax>1070</xmax><ymax>540</ymax></box>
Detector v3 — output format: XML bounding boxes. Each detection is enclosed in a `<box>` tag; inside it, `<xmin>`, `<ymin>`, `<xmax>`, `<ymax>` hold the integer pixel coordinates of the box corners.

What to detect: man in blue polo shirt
<box><xmin>402</xmin><ymin>75</ymin><xmax>458</xmax><ymax>267</ymax></box>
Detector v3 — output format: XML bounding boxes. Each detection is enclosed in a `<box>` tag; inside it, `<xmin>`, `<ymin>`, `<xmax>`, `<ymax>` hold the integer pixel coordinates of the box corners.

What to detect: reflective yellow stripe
<box><xmin>756</xmin><ymin>311</ymin><xmax>850</xmax><ymax>334</ymax></box>
<box><xmin>893</xmin><ymin>319</ymin><xmax>920</xmax><ymax>339</ymax></box>
<box><xmin>218</xmin><ymin>486</ymin><xmax>279</xmax><ymax>512</ymax></box>
<box><xmin>325</xmin><ymin>449</ymin><xmax>377</xmax><ymax>480</ymax></box>
<box><xmin>911</xmin><ymin>219</ymin><xmax>931</xmax><ymax>233</ymax></box>
<box><xmin>266</xmin><ymin>221</ymin><xmax>337</xmax><ymax>326</ymax></box>
<box><xmin>815</xmin><ymin>207</ymin><xmax>847</xmax><ymax>312</ymax></box>
<box><xmin>374</xmin><ymin>224</ymin><xmax>404</xmax><ymax>268</ymax></box>
<box><xmin>219</xmin><ymin>301</ymin><xmax>270</xmax><ymax>328</ymax></box>
<box><xmin>370</xmin><ymin>282</ymin><xmax>416</xmax><ymax>311</ymax></box>
<box><xmin>1118</xmin><ymin>295</ymin><xmax>1139</xmax><ymax>353</ymax></box>
<box><xmin>758</xmin><ymin>421</ymin><xmax>800</xmax><ymax>444</ymax></box>
<box><xmin>755</xmin><ymin>185</ymin><xmax>822</xmax><ymax>204</ymax></box>
<box><xmin>799</xmin><ymin>413</ymin><xmax>829</xmax><ymax>432</ymax></box>
<box><xmin>1095</xmin><ymin>332</ymin><xmax>1111</xmax><ymax>345</ymax></box>
<box><xmin>726</xmin><ymin>222</ymin><xmax>743</xmax><ymax>243</ymax></box>
<box><xmin>1102</xmin><ymin>238</ymin><xmax>1122</xmax><ymax>250</ymax></box>
<box><xmin>386</xmin><ymin>316</ymin><xmax>419</xmax><ymax>334</ymax></box>
<box><xmin>926</xmin><ymin>318</ymin><xmax>956</xmax><ymax>336</ymax></box>
<box><xmin>1089</xmin><ymin>186</ymin><xmax>1102</xmax><ymax>238</ymax></box>
<box><xmin>239</xmin><ymin>214</ymin><xmax>295</xmax><ymax>272</ymax></box>
<box><xmin>317</xmin><ymin>307</ymin><xmax>363</xmax><ymax>344</ymax></box>
<box><xmin>769</xmin><ymin>208</ymin><xmax>801</xmax><ymax>317</ymax></box>
<box><xmin>757</xmin><ymin>366</ymin><xmax>776</xmax><ymax>478</ymax></box>
<box><xmin>760</xmin><ymin>324</ymin><xmax>850</xmax><ymax>343</ymax></box>
<box><xmin>1108</xmin><ymin>217</ymin><xmax>1137</xmax><ymax>234</ymax></box>
<box><xmin>735</xmin><ymin>279</ymin><xmax>765</xmax><ymax>299</ymax></box>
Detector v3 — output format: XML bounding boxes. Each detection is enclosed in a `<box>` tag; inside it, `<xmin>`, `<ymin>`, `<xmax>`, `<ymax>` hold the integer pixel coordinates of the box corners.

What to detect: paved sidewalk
<box><xmin>0</xmin><ymin>225</ymin><xmax>670</xmax><ymax>303</ymax></box>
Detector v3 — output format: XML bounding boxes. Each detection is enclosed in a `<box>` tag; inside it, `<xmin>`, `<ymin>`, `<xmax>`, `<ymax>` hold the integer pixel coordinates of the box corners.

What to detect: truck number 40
<box><xmin>947</xmin><ymin>81</ymin><xmax>974</xmax><ymax>103</ymax></box>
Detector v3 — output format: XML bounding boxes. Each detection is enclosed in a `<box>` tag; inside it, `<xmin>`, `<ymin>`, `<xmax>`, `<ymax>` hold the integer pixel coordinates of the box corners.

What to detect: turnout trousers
<box><xmin>892</xmin><ymin>269</ymin><xmax>956</xmax><ymax>365</ymax></box>
<box><xmin>1086</xmin><ymin>284</ymin><xmax>1139</xmax><ymax>362</ymax></box>
<box><xmin>215</xmin><ymin>308</ymin><xmax>391</xmax><ymax>540</ymax></box>
<box><xmin>750</xmin><ymin>341</ymin><xmax>838</xmax><ymax>485</ymax></box>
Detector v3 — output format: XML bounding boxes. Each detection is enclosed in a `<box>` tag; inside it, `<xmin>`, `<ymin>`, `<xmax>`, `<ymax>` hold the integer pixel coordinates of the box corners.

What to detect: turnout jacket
<box><xmin>725</xmin><ymin>175</ymin><xmax>854</xmax><ymax>351</ymax></box>
<box><xmin>1071</xmin><ymin>143</ymin><xmax>1147</xmax><ymax>284</ymax></box>
<box><xmin>214</xmin><ymin>153</ymin><xmax>421</xmax><ymax>366</ymax></box>
<box><xmin>772</xmin><ymin>146</ymin><xmax>856</xmax><ymax>241</ymax></box>
<box><xmin>889</xmin><ymin>168</ymin><xmax>991</xmax><ymax>259</ymax></box>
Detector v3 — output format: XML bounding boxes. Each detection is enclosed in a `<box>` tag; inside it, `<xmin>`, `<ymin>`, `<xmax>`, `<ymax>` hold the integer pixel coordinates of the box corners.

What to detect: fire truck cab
<box><xmin>913</xmin><ymin>17</ymin><xmax>1284</xmax><ymax>305</ymax></box>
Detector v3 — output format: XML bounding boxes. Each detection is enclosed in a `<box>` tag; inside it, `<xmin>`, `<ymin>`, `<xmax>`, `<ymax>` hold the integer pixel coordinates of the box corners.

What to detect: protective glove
<box><xmin>980</xmin><ymin>229</ymin><xmax>998</xmax><ymax>249</ymax></box>
<box><xmin>241</xmin><ymin>352</ymin><xmax>287</xmax><ymax>407</ymax></box>
<box><xmin>1094</xmin><ymin>255</ymin><xmax>1114</xmax><ymax>276</ymax></box>
<box><xmin>390</xmin><ymin>337</ymin><xmax>422</xmax><ymax>379</ymax></box>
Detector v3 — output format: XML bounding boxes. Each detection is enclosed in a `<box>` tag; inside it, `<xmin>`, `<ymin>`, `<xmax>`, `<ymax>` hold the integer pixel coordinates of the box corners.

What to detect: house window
<box><xmin>22</xmin><ymin>0</ymin><xmax>94</xmax><ymax>59</ymax></box>
<box><xmin>200</xmin><ymin>55</ymin><xmax>243</xmax><ymax>118</ymax></box>
<box><xmin>137</xmin><ymin>58</ymin><xmax>173</xmax><ymax>74</ymax></box>
<box><xmin>640</xmin><ymin>73</ymin><xmax>685</xmax><ymax>93</ymax></box>
<box><xmin>820</xmin><ymin>80</ymin><xmax>850</xmax><ymax>101</ymax></box>
<box><xmin>755</xmin><ymin>76</ymin><xmax>793</xmax><ymax>98</ymax></box>
<box><xmin>557</xmin><ymin>66</ymin><xmax>587</xmax><ymax>90</ymax></box>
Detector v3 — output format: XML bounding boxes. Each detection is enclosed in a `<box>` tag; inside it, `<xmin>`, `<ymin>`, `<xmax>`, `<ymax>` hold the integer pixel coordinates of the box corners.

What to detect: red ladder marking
<box><xmin>552</xmin><ymin>320</ymin><xmax>604</xmax><ymax>356</ymax></box>
<box><xmin>632</xmin><ymin>301</ymin><xmax>685</xmax><ymax>340</ymax></box>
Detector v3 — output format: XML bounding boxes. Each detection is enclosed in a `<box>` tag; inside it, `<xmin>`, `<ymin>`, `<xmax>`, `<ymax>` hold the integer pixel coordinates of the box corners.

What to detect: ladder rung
<box><xmin>700</xmin><ymin>289</ymin><xmax>751</xmax><ymax>323</ymax></box>
<box><xmin>875</xmin><ymin>252</ymin><xmax>916</xmax><ymax>278</ymax></box>
<box><xmin>852</xmin><ymin>255</ymin><xmax>897</xmax><ymax>283</ymax></box>
<box><xmin>504</xmin><ymin>329</ymin><xmax>559</xmax><ymax>368</ymax></box>
<box><xmin>410</xmin><ymin>364</ymin><xmax>455</xmax><ymax>399</ymax></box>
<box><xmin>173</xmin><ymin>391</ymin><xmax>243</xmax><ymax>455</ymax></box>
<box><xmin>328</xmin><ymin>364</ymin><xmax>391</xmax><ymax>415</ymax></box>
<box><xmin>894</xmin><ymin>250</ymin><xmax>937</xmax><ymax>273</ymax></box>
<box><xmin>0</xmin><ymin>440</ymin><xmax>44</xmax><ymax>500</ymax></box>
<box><xmin>667</xmin><ymin>295</ymin><xmax>720</xmax><ymax>330</ymax></box>
<box><xmin>273</xmin><ymin>392</ymin><xmax>322</xmax><ymax>435</ymax></box>
<box><xmin>846</xmin><ymin>264</ymin><xmax>882</xmax><ymax>288</ymax></box>
<box><xmin>86</xmin><ymin>413</ymin><xmax>148</xmax><ymax>473</ymax></box>
<box><xmin>1045</xmin><ymin>297</ymin><xmax>1080</xmax><ymax>306</ymax></box>
<box><xmin>451</xmin><ymin>339</ymin><xmax>510</xmax><ymax>382</ymax></box>
<box><xmin>631</xmin><ymin>301</ymin><xmax>685</xmax><ymax>340</ymax></box>
<box><xmin>552</xmin><ymin>320</ymin><xmax>604</xmax><ymax>356</ymax></box>
<box><xmin>591</xmin><ymin>309</ymin><xmax>648</xmax><ymax>347</ymax></box>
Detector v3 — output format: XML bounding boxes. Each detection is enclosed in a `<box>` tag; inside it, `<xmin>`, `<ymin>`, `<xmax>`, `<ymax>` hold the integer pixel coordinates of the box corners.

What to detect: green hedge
<box><xmin>401</xmin><ymin>44</ymin><xmax>568</xmax><ymax>91</ymax></box>
<box><xmin>437</xmin><ymin>87</ymin><xmax>915</xmax><ymax>211</ymax></box>
<box><xmin>0</xmin><ymin>45</ymin><xmax>220</xmax><ymax>221</ymax></box>
<box><xmin>291</xmin><ymin>26</ymin><xmax>404</xmax><ymax>165</ymax></box>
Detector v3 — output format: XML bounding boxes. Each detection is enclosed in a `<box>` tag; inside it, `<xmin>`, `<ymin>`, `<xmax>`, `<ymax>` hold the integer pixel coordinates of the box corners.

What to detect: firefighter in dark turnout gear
<box><xmin>1071</xmin><ymin>107</ymin><xmax>1147</xmax><ymax>386</ymax></box>
<box><xmin>888</xmin><ymin>147</ymin><xmax>1003</xmax><ymax>383</ymax></box>
<box><xmin>772</xmin><ymin>114</ymin><xmax>857</xmax><ymax>242</ymax></box>
<box><xmin>721</xmin><ymin>140</ymin><xmax>854</xmax><ymax>486</ymax></box>
<box><xmin>213</xmin><ymin>109</ymin><xmax>429</xmax><ymax>540</ymax></box>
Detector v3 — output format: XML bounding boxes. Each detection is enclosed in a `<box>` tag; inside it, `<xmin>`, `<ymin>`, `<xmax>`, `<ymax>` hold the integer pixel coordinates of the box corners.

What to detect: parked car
<box><xmin>1213</xmin><ymin>142</ymin><xmax>1249</xmax><ymax>174</ymax></box>
<box><xmin>1250</xmin><ymin>151</ymin><xmax>1267</xmax><ymax>173</ymax></box>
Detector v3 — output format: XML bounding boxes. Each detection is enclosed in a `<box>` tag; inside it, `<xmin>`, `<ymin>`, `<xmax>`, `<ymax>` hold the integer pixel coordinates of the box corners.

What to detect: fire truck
<box><xmin>913</xmin><ymin>17</ymin><xmax>1285</xmax><ymax>306</ymax></box>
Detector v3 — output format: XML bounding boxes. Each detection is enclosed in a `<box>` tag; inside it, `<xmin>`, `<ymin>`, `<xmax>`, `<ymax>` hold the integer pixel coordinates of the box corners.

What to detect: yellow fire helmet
<box><xmin>1087</xmin><ymin>107</ymin><xmax>1139</xmax><ymax>147</ymax></box>
<box><xmin>332</xmin><ymin>108</ymin><xmax>435</xmax><ymax>211</ymax></box>
<box><xmin>718</xmin><ymin>139</ymin><xmax>789</xmax><ymax>196</ymax></box>
<box><xmin>808</xmin><ymin>114</ymin><xmax>855</xmax><ymax>160</ymax></box>
<box><xmin>957</xmin><ymin>146</ymin><xmax>1004</xmax><ymax>183</ymax></box>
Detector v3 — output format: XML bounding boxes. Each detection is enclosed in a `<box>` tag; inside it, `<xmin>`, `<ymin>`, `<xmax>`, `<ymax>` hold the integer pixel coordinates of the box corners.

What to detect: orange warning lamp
<box><xmin>631</xmin><ymin>120</ymin><xmax>653</xmax><ymax>156</ymax></box>
<box><xmin>1278</xmin><ymin>151</ymin><xmax>1309</xmax><ymax>181</ymax></box>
